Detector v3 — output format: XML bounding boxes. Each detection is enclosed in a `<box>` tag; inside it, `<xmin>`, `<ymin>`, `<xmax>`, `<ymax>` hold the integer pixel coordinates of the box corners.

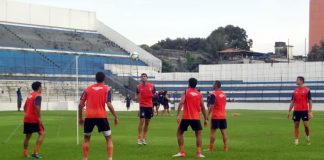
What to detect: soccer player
<box><xmin>136</xmin><ymin>73</ymin><xmax>155</xmax><ymax>145</ymax></box>
<box><xmin>152</xmin><ymin>92</ymin><xmax>160</xmax><ymax>115</ymax></box>
<box><xmin>288</xmin><ymin>76</ymin><xmax>313</xmax><ymax>145</ymax></box>
<box><xmin>173</xmin><ymin>78</ymin><xmax>208</xmax><ymax>158</ymax></box>
<box><xmin>162</xmin><ymin>91</ymin><xmax>170</xmax><ymax>116</ymax></box>
<box><xmin>207</xmin><ymin>81</ymin><xmax>228</xmax><ymax>152</ymax></box>
<box><xmin>79</xmin><ymin>72</ymin><xmax>119</xmax><ymax>160</ymax></box>
<box><xmin>23</xmin><ymin>81</ymin><xmax>44</xmax><ymax>159</ymax></box>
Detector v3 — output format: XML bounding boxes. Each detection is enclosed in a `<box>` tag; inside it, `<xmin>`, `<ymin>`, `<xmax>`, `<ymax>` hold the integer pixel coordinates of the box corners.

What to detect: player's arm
<box><xmin>308</xmin><ymin>90</ymin><xmax>313</xmax><ymax>118</ymax></box>
<box><xmin>176</xmin><ymin>92</ymin><xmax>185</xmax><ymax>124</ymax></box>
<box><xmin>78</xmin><ymin>91</ymin><xmax>86</xmax><ymax>125</ymax></box>
<box><xmin>35</xmin><ymin>96</ymin><xmax>42</xmax><ymax>120</ymax></box>
<box><xmin>288</xmin><ymin>94</ymin><xmax>294</xmax><ymax>119</ymax></box>
<box><xmin>106</xmin><ymin>90</ymin><xmax>119</xmax><ymax>125</ymax></box>
<box><xmin>200</xmin><ymin>97</ymin><xmax>208</xmax><ymax>127</ymax></box>
<box><xmin>207</xmin><ymin>94</ymin><xmax>216</xmax><ymax>119</ymax></box>
<box><xmin>135</xmin><ymin>87</ymin><xmax>140</xmax><ymax>103</ymax></box>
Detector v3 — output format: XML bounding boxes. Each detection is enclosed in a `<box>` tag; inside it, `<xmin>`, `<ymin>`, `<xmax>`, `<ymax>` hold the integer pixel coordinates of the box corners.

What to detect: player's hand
<box><xmin>287</xmin><ymin>112</ymin><xmax>291</xmax><ymax>119</ymax></box>
<box><xmin>308</xmin><ymin>112</ymin><xmax>313</xmax><ymax>119</ymax></box>
<box><xmin>114</xmin><ymin>117</ymin><xmax>119</xmax><ymax>125</ymax></box>
<box><xmin>204</xmin><ymin>119</ymin><xmax>208</xmax><ymax>127</ymax></box>
<box><xmin>176</xmin><ymin>115</ymin><xmax>181</xmax><ymax>124</ymax></box>
<box><xmin>79</xmin><ymin>119</ymin><xmax>84</xmax><ymax>126</ymax></box>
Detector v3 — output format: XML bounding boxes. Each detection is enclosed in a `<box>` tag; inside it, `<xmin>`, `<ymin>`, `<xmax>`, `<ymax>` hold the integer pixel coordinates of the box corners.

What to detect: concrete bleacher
<box><xmin>0</xmin><ymin>23</ymin><xmax>128</xmax><ymax>55</ymax></box>
<box><xmin>0</xmin><ymin>80</ymin><xmax>125</xmax><ymax>102</ymax></box>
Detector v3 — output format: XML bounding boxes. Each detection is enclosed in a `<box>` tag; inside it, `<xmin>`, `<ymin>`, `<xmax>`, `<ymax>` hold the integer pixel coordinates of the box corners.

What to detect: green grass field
<box><xmin>1</xmin><ymin>110</ymin><xmax>324</xmax><ymax>160</ymax></box>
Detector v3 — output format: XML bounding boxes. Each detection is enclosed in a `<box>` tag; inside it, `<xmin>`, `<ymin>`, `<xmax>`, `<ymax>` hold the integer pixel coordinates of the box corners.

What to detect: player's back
<box><xmin>182</xmin><ymin>88</ymin><xmax>202</xmax><ymax>120</ymax></box>
<box><xmin>24</xmin><ymin>92</ymin><xmax>41</xmax><ymax>123</ymax></box>
<box><xmin>83</xmin><ymin>83</ymin><xmax>110</xmax><ymax>118</ymax></box>
<box><xmin>211</xmin><ymin>90</ymin><xmax>227</xmax><ymax>119</ymax></box>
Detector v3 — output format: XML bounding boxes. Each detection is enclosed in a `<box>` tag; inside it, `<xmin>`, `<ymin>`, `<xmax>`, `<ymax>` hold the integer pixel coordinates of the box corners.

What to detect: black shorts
<box><xmin>179</xmin><ymin>120</ymin><xmax>202</xmax><ymax>132</ymax></box>
<box><xmin>84</xmin><ymin>118</ymin><xmax>110</xmax><ymax>133</ymax></box>
<box><xmin>293</xmin><ymin>111</ymin><xmax>309</xmax><ymax>121</ymax></box>
<box><xmin>139</xmin><ymin>107</ymin><xmax>153</xmax><ymax>119</ymax></box>
<box><xmin>24</xmin><ymin>123</ymin><xmax>44</xmax><ymax>134</ymax></box>
<box><xmin>163</xmin><ymin>103</ymin><xmax>169</xmax><ymax>109</ymax></box>
<box><xmin>211</xmin><ymin>119</ymin><xmax>227</xmax><ymax>129</ymax></box>
<box><xmin>153</xmin><ymin>103</ymin><xmax>159</xmax><ymax>107</ymax></box>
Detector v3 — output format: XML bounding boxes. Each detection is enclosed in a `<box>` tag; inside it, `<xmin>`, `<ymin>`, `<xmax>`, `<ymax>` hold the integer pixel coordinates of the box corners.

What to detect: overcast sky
<box><xmin>17</xmin><ymin>0</ymin><xmax>310</xmax><ymax>55</ymax></box>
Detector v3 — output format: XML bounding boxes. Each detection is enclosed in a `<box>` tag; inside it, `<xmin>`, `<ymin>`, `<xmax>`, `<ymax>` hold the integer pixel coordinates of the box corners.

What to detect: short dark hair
<box><xmin>141</xmin><ymin>73</ymin><xmax>148</xmax><ymax>77</ymax></box>
<box><xmin>32</xmin><ymin>81</ymin><xmax>42</xmax><ymax>91</ymax></box>
<box><xmin>96</xmin><ymin>72</ymin><xmax>106</xmax><ymax>83</ymax></box>
<box><xmin>297</xmin><ymin>76</ymin><xmax>305</xmax><ymax>83</ymax></box>
<box><xmin>214</xmin><ymin>80</ymin><xmax>222</xmax><ymax>88</ymax></box>
<box><xmin>188</xmin><ymin>78</ymin><xmax>198</xmax><ymax>88</ymax></box>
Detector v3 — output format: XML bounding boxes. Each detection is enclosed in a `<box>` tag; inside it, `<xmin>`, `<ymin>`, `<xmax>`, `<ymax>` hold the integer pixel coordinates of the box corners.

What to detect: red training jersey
<box><xmin>182</xmin><ymin>88</ymin><xmax>202</xmax><ymax>120</ymax></box>
<box><xmin>24</xmin><ymin>91</ymin><xmax>42</xmax><ymax>123</ymax></box>
<box><xmin>292</xmin><ymin>86</ymin><xmax>311</xmax><ymax>111</ymax></box>
<box><xmin>210</xmin><ymin>90</ymin><xmax>227</xmax><ymax>119</ymax></box>
<box><xmin>137</xmin><ymin>82</ymin><xmax>155</xmax><ymax>108</ymax></box>
<box><xmin>81</xmin><ymin>83</ymin><xmax>111</xmax><ymax>118</ymax></box>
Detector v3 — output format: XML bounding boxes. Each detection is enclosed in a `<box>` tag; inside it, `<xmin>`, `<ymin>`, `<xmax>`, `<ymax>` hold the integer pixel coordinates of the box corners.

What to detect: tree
<box><xmin>162</xmin><ymin>59</ymin><xmax>174</xmax><ymax>72</ymax></box>
<box><xmin>205</xmin><ymin>25</ymin><xmax>253</xmax><ymax>60</ymax></box>
<box><xmin>308</xmin><ymin>40</ymin><xmax>324</xmax><ymax>61</ymax></box>
<box><xmin>140</xmin><ymin>44</ymin><xmax>152</xmax><ymax>52</ymax></box>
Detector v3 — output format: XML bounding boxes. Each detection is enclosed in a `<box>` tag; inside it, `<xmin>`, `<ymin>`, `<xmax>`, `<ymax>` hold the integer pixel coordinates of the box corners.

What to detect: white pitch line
<box><xmin>3</xmin><ymin>124</ymin><xmax>22</xmax><ymax>144</ymax></box>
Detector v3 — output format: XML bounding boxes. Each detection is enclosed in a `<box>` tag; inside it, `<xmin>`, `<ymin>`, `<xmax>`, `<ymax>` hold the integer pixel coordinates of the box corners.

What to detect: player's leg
<box><xmin>138</xmin><ymin>108</ymin><xmax>145</xmax><ymax>144</ymax></box>
<box><xmin>195</xmin><ymin>130</ymin><xmax>205</xmax><ymax>158</ymax></box>
<box><xmin>173</xmin><ymin>120</ymin><xmax>188</xmax><ymax>157</ymax></box>
<box><xmin>156</xmin><ymin>104</ymin><xmax>160</xmax><ymax>116</ymax></box>
<box><xmin>173</xmin><ymin>128</ymin><xmax>186</xmax><ymax>157</ymax></box>
<box><xmin>142</xmin><ymin>108</ymin><xmax>153</xmax><ymax>144</ymax></box>
<box><xmin>33</xmin><ymin>131</ymin><xmax>45</xmax><ymax>155</ymax></box>
<box><xmin>192</xmin><ymin>121</ymin><xmax>204</xmax><ymax>158</ymax></box>
<box><xmin>294</xmin><ymin>121</ymin><xmax>300</xmax><ymax>145</ymax></box>
<box><xmin>138</xmin><ymin>118</ymin><xmax>145</xmax><ymax>144</ymax></box>
<box><xmin>143</xmin><ymin>119</ymin><xmax>150</xmax><ymax>144</ymax></box>
<box><xmin>220</xmin><ymin>129</ymin><xmax>228</xmax><ymax>152</ymax></box>
<box><xmin>23</xmin><ymin>133</ymin><xmax>32</xmax><ymax>157</ymax></box>
<box><xmin>302</xmin><ymin>112</ymin><xmax>310</xmax><ymax>145</ymax></box>
<box><xmin>83</xmin><ymin>119</ymin><xmax>95</xmax><ymax>160</ymax></box>
<box><xmin>82</xmin><ymin>135</ymin><xmax>91</xmax><ymax>160</ymax></box>
<box><xmin>105</xmin><ymin>135</ymin><xmax>113</xmax><ymax>160</ymax></box>
<box><xmin>292</xmin><ymin>111</ymin><xmax>301</xmax><ymax>145</ymax></box>
<box><xmin>99</xmin><ymin>118</ymin><xmax>113</xmax><ymax>160</ymax></box>
<box><xmin>209</xmin><ymin>129</ymin><xmax>217</xmax><ymax>152</ymax></box>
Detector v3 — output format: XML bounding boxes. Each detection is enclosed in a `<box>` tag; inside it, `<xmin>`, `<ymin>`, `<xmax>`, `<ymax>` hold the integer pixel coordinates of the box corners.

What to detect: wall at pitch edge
<box><xmin>150</xmin><ymin>62</ymin><xmax>324</xmax><ymax>82</ymax></box>
<box><xmin>0</xmin><ymin>0</ymin><xmax>96</xmax><ymax>31</ymax></box>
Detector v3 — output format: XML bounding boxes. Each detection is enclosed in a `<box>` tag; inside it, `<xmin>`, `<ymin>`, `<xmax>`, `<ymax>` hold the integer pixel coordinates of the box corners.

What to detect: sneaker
<box><xmin>23</xmin><ymin>151</ymin><xmax>29</xmax><ymax>158</ymax></box>
<box><xmin>137</xmin><ymin>139</ymin><xmax>143</xmax><ymax>145</ymax></box>
<box><xmin>142</xmin><ymin>139</ymin><xmax>147</xmax><ymax>145</ymax></box>
<box><xmin>31</xmin><ymin>153</ymin><xmax>42</xmax><ymax>159</ymax></box>
<box><xmin>224</xmin><ymin>145</ymin><xmax>228</xmax><ymax>152</ymax></box>
<box><xmin>172</xmin><ymin>152</ymin><xmax>186</xmax><ymax>157</ymax></box>
<box><xmin>196</xmin><ymin>153</ymin><xmax>205</xmax><ymax>158</ymax></box>
<box><xmin>295</xmin><ymin>139</ymin><xmax>299</xmax><ymax>145</ymax></box>
<box><xmin>306</xmin><ymin>137</ymin><xmax>311</xmax><ymax>145</ymax></box>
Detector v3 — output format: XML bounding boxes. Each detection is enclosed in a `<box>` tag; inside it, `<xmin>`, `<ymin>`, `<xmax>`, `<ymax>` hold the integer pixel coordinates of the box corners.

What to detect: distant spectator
<box><xmin>125</xmin><ymin>94</ymin><xmax>132</xmax><ymax>111</ymax></box>
<box><xmin>17</xmin><ymin>87</ymin><xmax>23</xmax><ymax>111</ymax></box>
<box><xmin>152</xmin><ymin>92</ymin><xmax>160</xmax><ymax>115</ymax></box>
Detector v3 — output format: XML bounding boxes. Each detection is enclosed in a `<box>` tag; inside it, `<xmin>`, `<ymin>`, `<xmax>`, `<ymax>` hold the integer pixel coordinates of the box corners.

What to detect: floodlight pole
<box><xmin>75</xmin><ymin>55</ymin><xmax>79</xmax><ymax>145</ymax></box>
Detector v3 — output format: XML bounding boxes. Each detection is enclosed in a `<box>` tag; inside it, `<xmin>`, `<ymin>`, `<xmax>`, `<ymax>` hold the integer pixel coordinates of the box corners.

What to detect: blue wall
<box><xmin>0</xmin><ymin>50</ymin><xmax>146</xmax><ymax>75</ymax></box>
